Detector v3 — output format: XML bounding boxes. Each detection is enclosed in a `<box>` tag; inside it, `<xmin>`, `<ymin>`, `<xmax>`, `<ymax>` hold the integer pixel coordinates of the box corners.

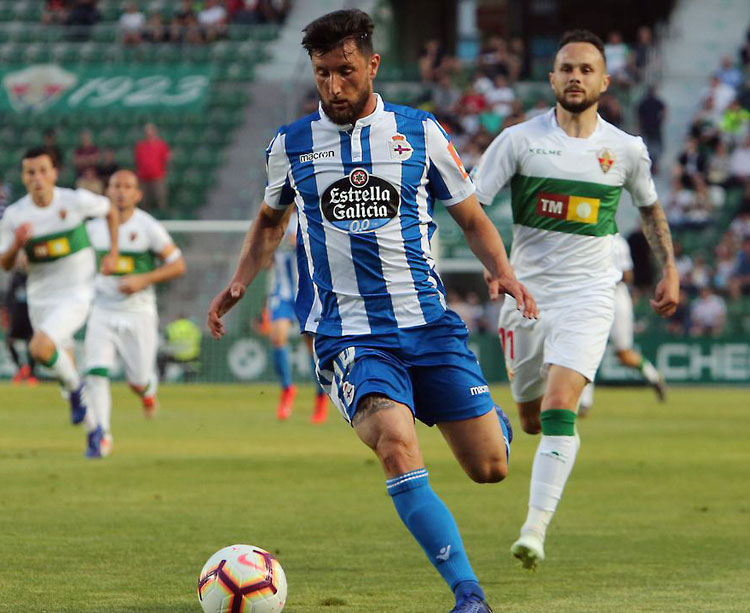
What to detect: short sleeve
<box><xmin>147</xmin><ymin>217</ymin><xmax>175</xmax><ymax>256</ymax></box>
<box><xmin>424</xmin><ymin>116</ymin><xmax>475</xmax><ymax>207</ymax></box>
<box><xmin>74</xmin><ymin>189</ymin><xmax>110</xmax><ymax>218</ymax></box>
<box><xmin>263</xmin><ymin>128</ymin><xmax>295</xmax><ymax>210</ymax></box>
<box><xmin>624</xmin><ymin>137</ymin><xmax>658</xmax><ymax>207</ymax></box>
<box><xmin>0</xmin><ymin>209</ymin><xmax>15</xmax><ymax>253</ymax></box>
<box><xmin>470</xmin><ymin>128</ymin><xmax>518</xmax><ymax>205</ymax></box>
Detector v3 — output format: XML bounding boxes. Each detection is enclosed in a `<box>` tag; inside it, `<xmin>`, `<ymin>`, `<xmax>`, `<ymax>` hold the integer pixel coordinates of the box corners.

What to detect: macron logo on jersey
<box><xmin>299</xmin><ymin>150</ymin><xmax>335</xmax><ymax>164</ymax></box>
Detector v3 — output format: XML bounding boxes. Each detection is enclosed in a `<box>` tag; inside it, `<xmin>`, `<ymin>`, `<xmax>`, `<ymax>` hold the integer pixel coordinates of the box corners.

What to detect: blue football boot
<box><xmin>85</xmin><ymin>426</ymin><xmax>103</xmax><ymax>459</ymax></box>
<box><xmin>450</xmin><ymin>594</ymin><xmax>493</xmax><ymax>613</ymax></box>
<box><xmin>69</xmin><ymin>383</ymin><xmax>88</xmax><ymax>425</ymax></box>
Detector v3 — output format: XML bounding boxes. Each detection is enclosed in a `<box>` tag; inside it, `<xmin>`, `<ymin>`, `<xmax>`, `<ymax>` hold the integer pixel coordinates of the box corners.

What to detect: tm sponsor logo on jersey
<box><xmin>298</xmin><ymin>150</ymin><xmax>335</xmax><ymax>163</ymax></box>
<box><xmin>321</xmin><ymin>168</ymin><xmax>400</xmax><ymax>233</ymax></box>
<box><xmin>536</xmin><ymin>192</ymin><xmax>601</xmax><ymax>224</ymax></box>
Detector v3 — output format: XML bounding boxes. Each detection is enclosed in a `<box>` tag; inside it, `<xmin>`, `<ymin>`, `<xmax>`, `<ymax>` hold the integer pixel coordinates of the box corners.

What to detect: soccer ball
<box><xmin>198</xmin><ymin>544</ymin><xmax>287</xmax><ymax>613</ymax></box>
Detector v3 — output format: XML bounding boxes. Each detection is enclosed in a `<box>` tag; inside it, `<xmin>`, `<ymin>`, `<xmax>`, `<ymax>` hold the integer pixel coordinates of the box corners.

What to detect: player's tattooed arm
<box><xmin>352</xmin><ymin>394</ymin><xmax>399</xmax><ymax>426</ymax></box>
<box><xmin>638</xmin><ymin>200</ymin><xmax>675</xmax><ymax>270</ymax></box>
<box><xmin>639</xmin><ymin>200</ymin><xmax>679</xmax><ymax>317</ymax></box>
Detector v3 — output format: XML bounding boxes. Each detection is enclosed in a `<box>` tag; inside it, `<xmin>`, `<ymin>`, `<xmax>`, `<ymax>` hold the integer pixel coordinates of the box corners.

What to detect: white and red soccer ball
<box><xmin>198</xmin><ymin>545</ymin><xmax>287</xmax><ymax>613</ymax></box>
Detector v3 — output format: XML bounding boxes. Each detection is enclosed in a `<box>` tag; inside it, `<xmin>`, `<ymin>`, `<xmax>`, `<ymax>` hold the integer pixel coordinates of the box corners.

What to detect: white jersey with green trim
<box><xmin>87</xmin><ymin>208</ymin><xmax>174</xmax><ymax>313</ymax></box>
<box><xmin>472</xmin><ymin>109</ymin><xmax>657</xmax><ymax>305</ymax></box>
<box><xmin>0</xmin><ymin>187</ymin><xmax>109</xmax><ymax>304</ymax></box>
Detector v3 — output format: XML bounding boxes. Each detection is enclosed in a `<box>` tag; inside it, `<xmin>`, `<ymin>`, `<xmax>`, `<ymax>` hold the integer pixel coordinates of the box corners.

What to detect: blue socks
<box><xmin>386</xmin><ymin>469</ymin><xmax>484</xmax><ymax>602</ymax></box>
<box><xmin>272</xmin><ymin>346</ymin><xmax>292</xmax><ymax>390</ymax></box>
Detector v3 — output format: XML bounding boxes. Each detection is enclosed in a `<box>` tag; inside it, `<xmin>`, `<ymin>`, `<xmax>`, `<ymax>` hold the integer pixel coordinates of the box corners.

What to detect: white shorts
<box><xmin>84</xmin><ymin>306</ymin><xmax>158</xmax><ymax>386</ymax></box>
<box><xmin>29</xmin><ymin>294</ymin><xmax>92</xmax><ymax>348</ymax></box>
<box><xmin>609</xmin><ymin>282</ymin><xmax>634</xmax><ymax>352</ymax></box>
<box><xmin>497</xmin><ymin>292</ymin><xmax>615</xmax><ymax>402</ymax></box>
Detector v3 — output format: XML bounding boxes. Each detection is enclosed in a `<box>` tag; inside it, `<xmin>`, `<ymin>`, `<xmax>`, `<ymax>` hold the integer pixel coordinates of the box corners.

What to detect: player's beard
<box><xmin>556</xmin><ymin>89</ymin><xmax>600</xmax><ymax>114</ymax></box>
<box><xmin>321</xmin><ymin>86</ymin><xmax>371</xmax><ymax>125</ymax></box>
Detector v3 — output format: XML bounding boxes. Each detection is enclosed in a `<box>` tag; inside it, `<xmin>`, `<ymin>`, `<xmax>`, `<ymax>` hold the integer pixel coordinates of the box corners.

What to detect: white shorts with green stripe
<box><xmin>497</xmin><ymin>290</ymin><xmax>615</xmax><ymax>403</ymax></box>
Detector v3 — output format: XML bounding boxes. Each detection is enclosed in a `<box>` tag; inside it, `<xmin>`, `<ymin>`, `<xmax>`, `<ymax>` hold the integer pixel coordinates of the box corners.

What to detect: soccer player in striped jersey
<box><xmin>0</xmin><ymin>148</ymin><xmax>119</xmax><ymax>437</ymax></box>
<box><xmin>83</xmin><ymin>170</ymin><xmax>185</xmax><ymax>457</ymax></box>
<box><xmin>268</xmin><ymin>210</ymin><xmax>329</xmax><ymax>422</ymax></box>
<box><xmin>208</xmin><ymin>10</ymin><xmax>537</xmax><ymax>612</ymax></box>
<box><xmin>471</xmin><ymin>30</ymin><xmax>679</xmax><ymax>570</ymax></box>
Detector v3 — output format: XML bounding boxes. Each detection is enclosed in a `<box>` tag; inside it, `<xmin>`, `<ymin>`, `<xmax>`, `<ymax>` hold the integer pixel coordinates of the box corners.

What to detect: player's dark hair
<box><xmin>301</xmin><ymin>9</ymin><xmax>374</xmax><ymax>57</ymax></box>
<box><xmin>22</xmin><ymin>146</ymin><xmax>59</xmax><ymax>168</ymax></box>
<box><xmin>558</xmin><ymin>29</ymin><xmax>606</xmax><ymax>64</ymax></box>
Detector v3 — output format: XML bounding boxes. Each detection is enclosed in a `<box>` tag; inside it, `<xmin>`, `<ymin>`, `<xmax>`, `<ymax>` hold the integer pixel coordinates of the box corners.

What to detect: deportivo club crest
<box><xmin>597</xmin><ymin>148</ymin><xmax>615</xmax><ymax>173</ymax></box>
<box><xmin>2</xmin><ymin>64</ymin><xmax>78</xmax><ymax>113</ymax></box>
<box><xmin>388</xmin><ymin>133</ymin><xmax>413</xmax><ymax>161</ymax></box>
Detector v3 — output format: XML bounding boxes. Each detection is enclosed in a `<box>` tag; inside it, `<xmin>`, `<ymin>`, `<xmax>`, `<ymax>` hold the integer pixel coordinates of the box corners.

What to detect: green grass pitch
<box><xmin>0</xmin><ymin>383</ymin><xmax>748</xmax><ymax>612</ymax></box>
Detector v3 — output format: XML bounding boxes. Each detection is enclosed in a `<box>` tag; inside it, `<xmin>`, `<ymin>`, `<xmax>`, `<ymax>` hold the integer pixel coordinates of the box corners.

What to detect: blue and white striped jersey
<box><xmin>264</xmin><ymin>94</ymin><xmax>474</xmax><ymax>336</ymax></box>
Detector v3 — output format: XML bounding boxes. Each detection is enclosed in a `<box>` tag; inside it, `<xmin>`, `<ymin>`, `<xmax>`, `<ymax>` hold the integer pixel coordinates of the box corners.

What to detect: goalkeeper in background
<box><xmin>83</xmin><ymin>169</ymin><xmax>185</xmax><ymax>458</ymax></box>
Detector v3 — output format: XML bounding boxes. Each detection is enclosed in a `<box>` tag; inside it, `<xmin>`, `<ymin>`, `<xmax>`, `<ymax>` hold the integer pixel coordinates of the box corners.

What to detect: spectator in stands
<box><xmin>73</xmin><ymin>129</ymin><xmax>99</xmax><ymax>177</ymax></box>
<box><xmin>508</xmin><ymin>37</ymin><xmax>527</xmax><ymax>81</ymax></box>
<box><xmin>737</xmin><ymin>75</ymin><xmax>750</xmax><ymax>110</ymax></box>
<box><xmin>720</xmin><ymin>99</ymin><xmax>750</xmax><ymax>144</ymax></box>
<box><xmin>418</xmin><ymin>39</ymin><xmax>454</xmax><ymax>83</ymax></box>
<box><xmin>143</xmin><ymin>10</ymin><xmax>168</xmax><ymax>43</ymax></box>
<box><xmin>677</xmin><ymin>137</ymin><xmax>707</xmax><ymax>188</ymax></box>
<box><xmin>666</xmin><ymin>288</ymin><xmax>691</xmax><ymax>335</ymax></box>
<box><xmin>500</xmin><ymin>99</ymin><xmax>526</xmax><ymax>131</ymax></box>
<box><xmin>673</xmin><ymin>241</ymin><xmax>694</xmax><ymax>288</ymax></box>
<box><xmin>119</xmin><ymin>2</ymin><xmax>145</xmax><ymax>46</ymax></box>
<box><xmin>729</xmin><ymin>206</ymin><xmax>750</xmax><ymax>240</ymax></box>
<box><xmin>728</xmin><ymin>132</ymin><xmax>750</xmax><ymax>186</ymax></box>
<box><xmin>171</xmin><ymin>0</ymin><xmax>203</xmax><ymax>45</ymax></box>
<box><xmin>43</xmin><ymin>128</ymin><xmax>64</xmax><ymax>169</ymax></box>
<box><xmin>666</xmin><ymin>176</ymin><xmax>697</xmax><ymax>228</ymax></box>
<box><xmin>446</xmin><ymin>290</ymin><xmax>474</xmax><ymax>333</ymax></box>
<box><xmin>456</xmin><ymin>83</ymin><xmax>487</xmax><ymax>136</ymax></box>
<box><xmin>703</xmin><ymin>74</ymin><xmax>736</xmax><ymax>116</ymax></box>
<box><xmin>135</xmin><ymin>123</ymin><xmax>170</xmax><ymax>211</ymax></box>
<box><xmin>733</xmin><ymin>236</ymin><xmax>750</xmax><ymax>293</ymax></box>
<box><xmin>478</xmin><ymin>36</ymin><xmax>512</xmax><ymax>80</ymax></box>
<box><xmin>714</xmin><ymin>242</ymin><xmax>737</xmax><ymax>290</ymax></box>
<box><xmin>97</xmin><ymin>148</ymin><xmax>119</xmax><ymax>186</ymax></box>
<box><xmin>604</xmin><ymin>31</ymin><xmax>631</xmax><ymax>86</ymax></box>
<box><xmin>690</xmin><ymin>286</ymin><xmax>726</xmax><ymax>336</ymax></box>
<box><xmin>75</xmin><ymin>167</ymin><xmax>104</xmax><ymax>195</ymax></box>
<box><xmin>706</xmin><ymin>140</ymin><xmax>732</xmax><ymax>186</ymax></box>
<box><xmin>198</xmin><ymin>0</ymin><xmax>228</xmax><ymax>42</ymax></box>
<box><xmin>67</xmin><ymin>0</ymin><xmax>100</xmax><ymax>29</ymax></box>
<box><xmin>485</xmin><ymin>74</ymin><xmax>515</xmax><ymax>119</ymax></box>
<box><xmin>716</xmin><ymin>55</ymin><xmax>742</xmax><ymax>90</ymax></box>
<box><xmin>725</xmin><ymin>277</ymin><xmax>750</xmax><ymax>335</ymax></box>
<box><xmin>638</xmin><ymin>85</ymin><xmax>667</xmax><ymax>173</ymax></box>
<box><xmin>41</xmin><ymin>0</ymin><xmax>69</xmax><ymax>25</ymax></box>
<box><xmin>686</xmin><ymin>253</ymin><xmax>712</xmax><ymax>292</ymax></box>
<box><xmin>598</xmin><ymin>92</ymin><xmax>623</xmax><ymax>127</ymax></box>
<box><xmin>634</xmin><ymin>26</ymin><xmax>656</xmax><ymax>82</ymax></box>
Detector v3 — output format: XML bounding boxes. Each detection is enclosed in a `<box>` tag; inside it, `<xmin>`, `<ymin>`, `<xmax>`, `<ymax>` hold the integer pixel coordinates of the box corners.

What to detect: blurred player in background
<box><xmin>0</xmin><ymin>148</ymin><xmax>119</xmax><ymax>435</ymax></box>
<box><xmin>5</xmin><ymin>252</ymin><xmax>37</xmax><ymax>385</ymax></box>
<box><xmin>579</xmin><ymin>234</ymin><xmax>666</xmax><ymax>414</ymax></box>
<box><xmin>84</xmin><ymin>170</ymin><xmax>185</xmax><ymax>458</ymax></box>
<box><xmin>208</xmin><ymin>10</ymin><xmax>536</xmax><ymax>612</ymax></box>
<box><xmin>471</xmin><ymin>30</ymin><xmax>678</xmax><ymax>570</ymax></box>
<box><xmin>268</xmin><ymin>209</ymin><xmax>328</xmax><ymax>423</ymax></box>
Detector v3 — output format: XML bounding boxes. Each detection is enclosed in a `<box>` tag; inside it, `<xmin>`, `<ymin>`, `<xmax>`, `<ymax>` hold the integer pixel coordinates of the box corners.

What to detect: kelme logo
<box><xmin>321</xmin><ymin>168</ymin><xmax>400</xmax><ymax>233</ymax></box>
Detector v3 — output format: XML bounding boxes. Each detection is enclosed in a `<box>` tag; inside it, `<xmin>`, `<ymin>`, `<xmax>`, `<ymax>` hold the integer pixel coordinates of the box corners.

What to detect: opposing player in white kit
<box><xmin>579</xmin><ymin>234</ymin><xmax>666</xmax><ymax>415</ymax></box>
<box><xmin>84</xmin><ymin>170</ymin><xmax>185</xmax><ymax>457</ymax></box>
<box><xmin>0</xmin><ymin>148</ymin><xmax>119</xmax><ymax>433</ymax></box>
<box><xmin>471</xmin><ymin>30</ymin><xmax>679</xmax><ymax>569</ymax></box>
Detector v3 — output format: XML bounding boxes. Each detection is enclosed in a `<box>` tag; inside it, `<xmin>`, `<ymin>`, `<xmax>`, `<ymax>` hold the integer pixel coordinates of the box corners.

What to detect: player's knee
<box><xmin>374</xmin><ymin>436</ymin><xmax>420</xmax><ymax>476</ymax></box>
<box><xmin>468</xmin><ymin>457</ymin><xmax>508</xmax><ymax>483</ymax></box>
<box><xmin>543</xmin><ymin>389</ymin><xmax>578</xmax><ymax>411</ymax></box>
<box><xmin>29</xmin><ymin>334</ymin><xmax>54</xmax><ymax>361</ymax></box>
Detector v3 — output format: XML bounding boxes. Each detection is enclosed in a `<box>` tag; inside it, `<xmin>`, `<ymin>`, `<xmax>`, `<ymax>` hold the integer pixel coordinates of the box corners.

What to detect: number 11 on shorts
<box><xmin>499</xmin><ymin>327</ymin><xmax>514</xmax><ymax>360</ymax></box>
